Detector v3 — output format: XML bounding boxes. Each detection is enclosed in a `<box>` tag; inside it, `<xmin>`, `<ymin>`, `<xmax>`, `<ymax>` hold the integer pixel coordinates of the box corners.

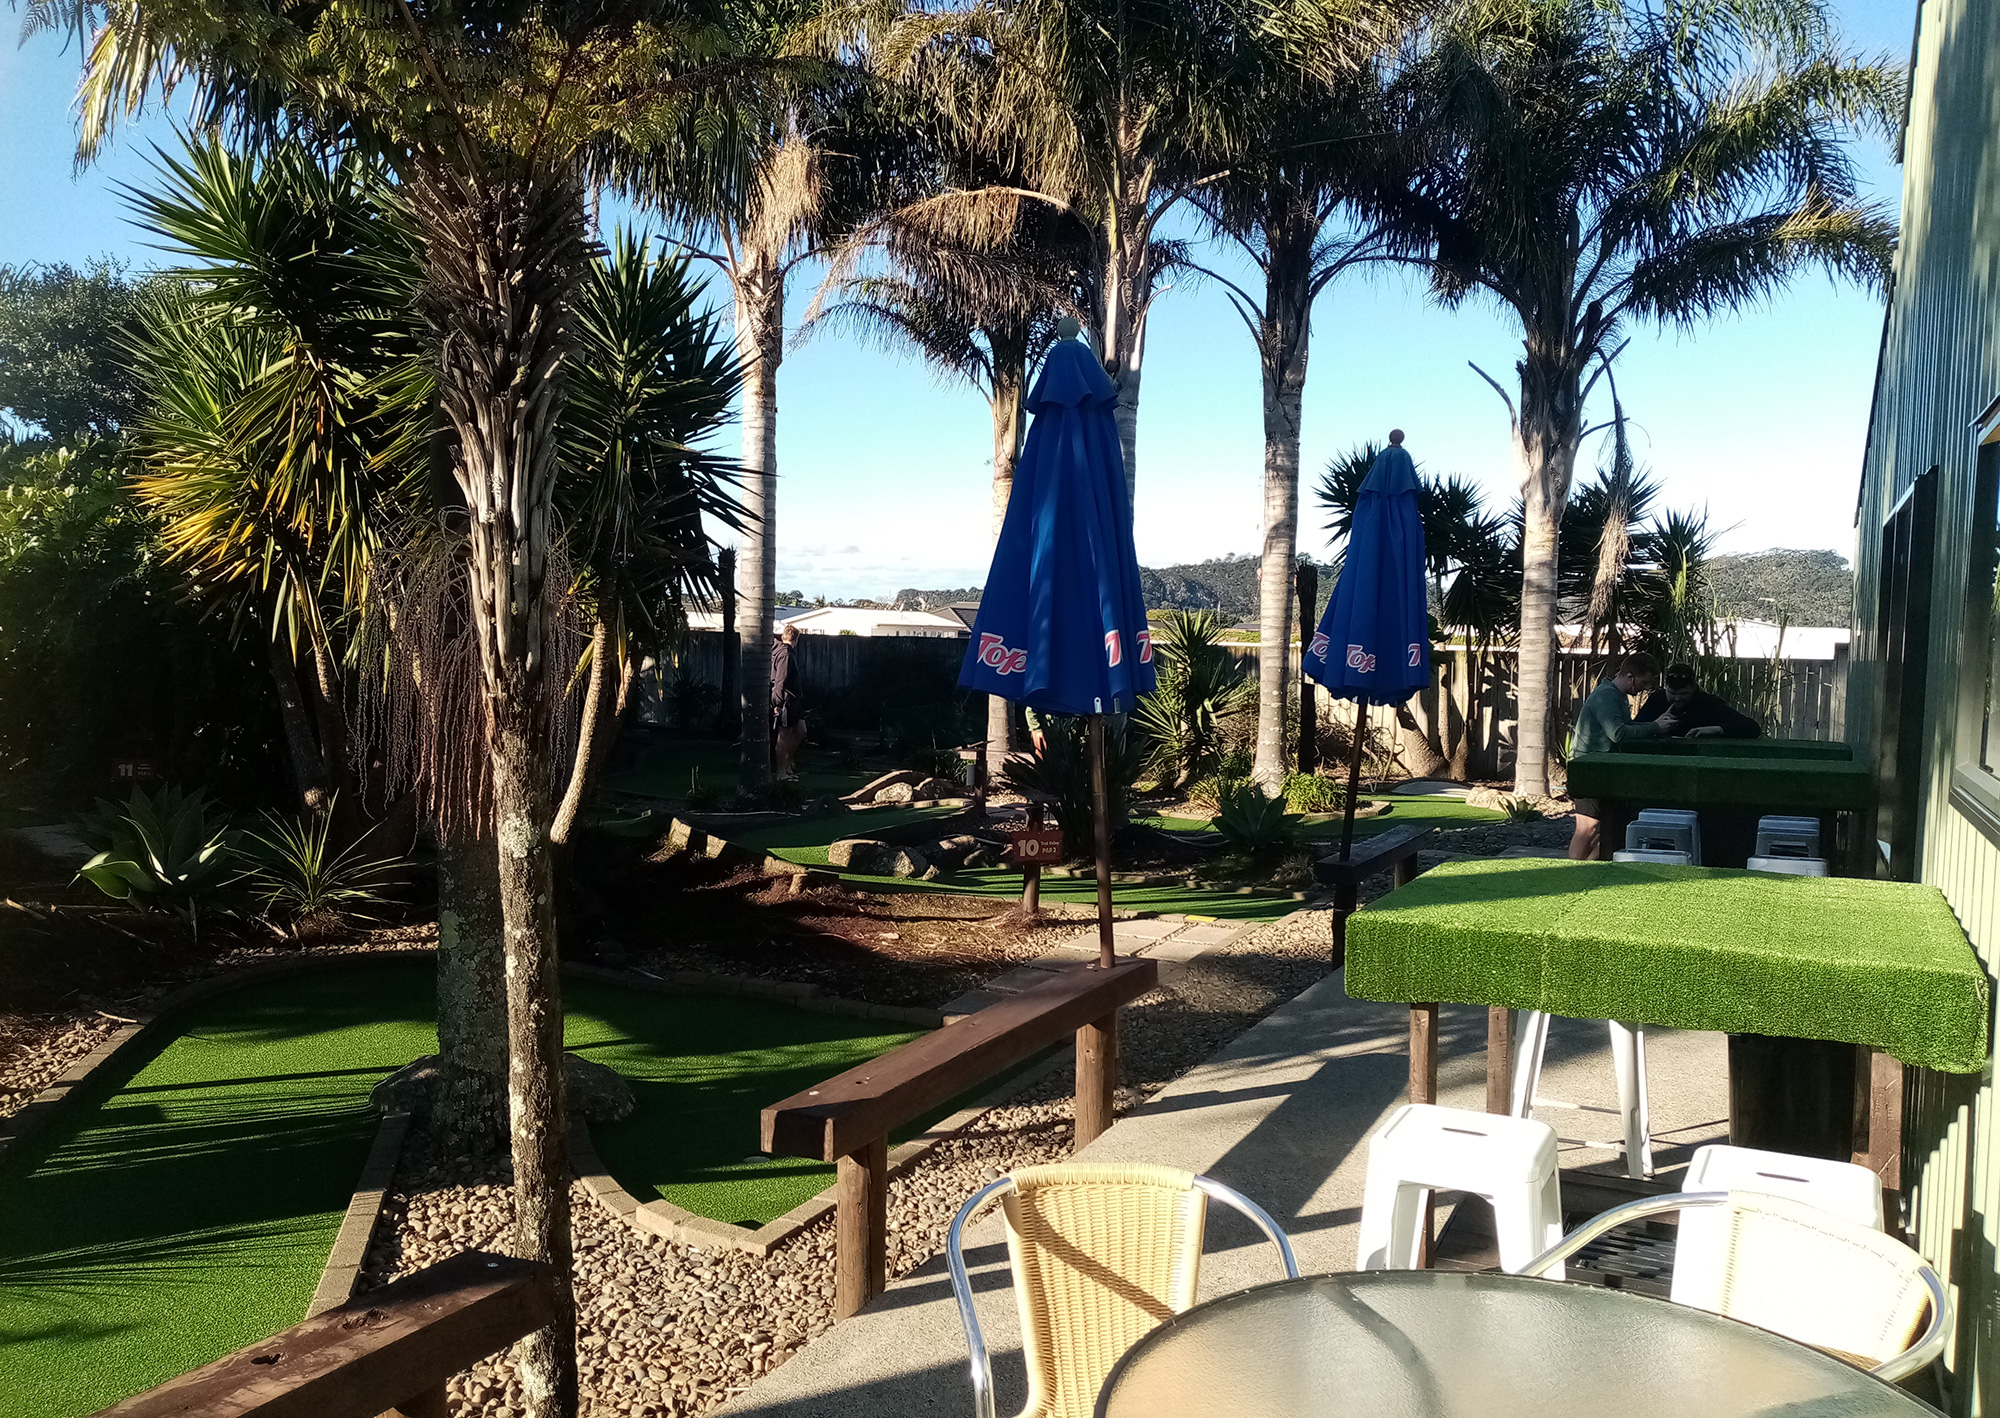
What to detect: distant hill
<box><xmin>1706</xmin><ymin>549</ymin><xmax>1853</xmax><ymax>628</ymax></box>
<box><xmin>893</xmin><ymin>556</ymin><xmax>1339</xmax><ymax>624</ymax></box>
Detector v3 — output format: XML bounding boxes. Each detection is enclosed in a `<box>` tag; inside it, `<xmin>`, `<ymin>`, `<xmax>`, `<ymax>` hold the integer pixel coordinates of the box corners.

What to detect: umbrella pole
<box><xmin>1339</xmin><ymin>695</ymin><xmax>1370</xmax><ymax>863</ymax></box>
<box><xmin>1089</xmin><ymin>713</ymin><xmax>1115</xmax><ymax>968</ymax></box>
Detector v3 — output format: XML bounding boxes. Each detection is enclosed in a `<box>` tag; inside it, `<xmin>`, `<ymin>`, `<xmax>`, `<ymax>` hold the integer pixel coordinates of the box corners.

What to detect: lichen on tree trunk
<box><xmin>432</xmin><ymin>829</ymin><xmax>507</xmax><ymax>1150</ymax></box>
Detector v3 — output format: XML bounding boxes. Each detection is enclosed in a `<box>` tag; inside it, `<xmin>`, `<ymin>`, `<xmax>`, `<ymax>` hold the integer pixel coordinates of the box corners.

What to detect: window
<box><xmin>1950</xmin><ymin>412</ymin><xmax>2000</xmax><ymax>844</ymax></box>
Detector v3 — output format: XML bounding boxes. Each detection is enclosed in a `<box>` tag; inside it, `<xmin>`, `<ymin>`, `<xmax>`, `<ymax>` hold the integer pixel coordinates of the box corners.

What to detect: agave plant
<box><xmin>74</xmin><ymin>784</ymin><xmax>239</xmax><ymax>929</ymax></box>
<box><xmin>1211</xmin><ymin>782</ymin><xmax>1300</xmax><ymax>856</ymax></box>
<box><xmin>242</xmin><ymin>807</ymin><xmax>406</xmax><ymax>936</ymax></box>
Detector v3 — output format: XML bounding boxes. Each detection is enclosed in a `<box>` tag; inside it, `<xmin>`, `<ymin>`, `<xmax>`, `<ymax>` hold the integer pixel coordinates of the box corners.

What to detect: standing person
<box><xmin>1567</xmin><ymin>652</ymin><xmax>1674</xmax><ymax>859</ymax></box>
<box><xmin>1636</xmin><ymin>663</ymin><xmax>1763</xmax><ymax>739</ymax></box>
<box><xmin>770</xmin><ymin>623</ymin><xmax>807</xmax><ymax>780</ymax></box>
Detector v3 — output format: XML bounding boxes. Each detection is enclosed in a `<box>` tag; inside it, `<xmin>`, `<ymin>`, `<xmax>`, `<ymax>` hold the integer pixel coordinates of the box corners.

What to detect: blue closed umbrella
<box><xmin>1303</xmin><ymin>439</ymin><xmax>1430</xmax><ymax>858</ymax></box>
<box><xmin>961</xmin><ymin>335</ymin><xmax>1155</xmax><ymax>963</ymax></box>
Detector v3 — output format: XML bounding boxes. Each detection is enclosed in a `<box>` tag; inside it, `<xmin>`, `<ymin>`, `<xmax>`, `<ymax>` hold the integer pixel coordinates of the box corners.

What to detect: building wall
<box><xmin>1854</xmin><ymin>3</ymin><xmax>2000</xmax><ymax>1410</ymax></box>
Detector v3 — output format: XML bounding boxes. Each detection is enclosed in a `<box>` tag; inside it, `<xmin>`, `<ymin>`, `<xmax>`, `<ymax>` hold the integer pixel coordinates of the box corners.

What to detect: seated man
<box><xmin>1635</xmin><ymin>663</ymin><xmax>1763</xmax><ymax>740</ymax></box>
<box><xmin>1568</xmin><ymin>652</ymin><xmax>1670</xmax><ymax>860</ymax></box>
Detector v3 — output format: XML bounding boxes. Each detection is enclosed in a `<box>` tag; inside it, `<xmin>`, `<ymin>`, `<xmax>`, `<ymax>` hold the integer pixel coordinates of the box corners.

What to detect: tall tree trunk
<box><xmin>734</xmin><ymin>258</ymin><xmax>783</xmax><ymax>798</ymax></box>
<box><xmin>986</xmin><ymin>345</ymin><xmax>1026</xmax><ymax>768</ymax></box>
<box><xmin>1511</xmin><ymin>358</ymin><xmax>1584</xmax><ymax>798</ymax></box>
<box><xmin>1252</xmin><ymin>230</ymin><xmax>1310</xmax><ymax>793</ymax></box>
<box><xmin>432</xmin><ymin>828</ymin><xmax>507</xmax><ymax>1150</ymax></box>
<box><xmin>413</xmin><ymin>162</ymin><xmax>586</xmax><ymax>1418</ymax></box>
<box><xmin>265</xmin><ymin>632</ymin><xmax>331</xmax><ymax>816</ymax></box>
<box><xmin>551</xmin><ymin>614</ymin><xmax>611</xmax><ymax>847</ymax></box>
<box><xmin>1096</xmin><ymin>192</ymin><xmax>1150</xmax><ymax>507</ymax></box>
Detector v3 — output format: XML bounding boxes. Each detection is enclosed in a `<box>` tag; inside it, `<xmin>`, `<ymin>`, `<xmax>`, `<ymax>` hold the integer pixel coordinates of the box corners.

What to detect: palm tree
<box><xmin>886</xmin><ymin>0</ymin><xmax>1409</xmax><ymax>503</ymax></box>
<box><xmin>64</xmin><ymin>10</ymin><xmax>783</xmax><ymax>1400</ymax></box>
<box><xmin>807</xmin><ymin>187</ymin><xmax>1087</xmax><ymax>765</ymax></box>
<box><xmin>1191</xmin><ymin>57</ymin><xmax>1405</xmax><ymax>792</ymax></box>
<box><xmin>1387</xmin><ymin>0</ymin><xmax>1898</xmax><ymax>795</ymax></box>
<box><xmin>553</xmin><ymin>233</ymin><xmax>744</xmax><ymax>843</ymax></box>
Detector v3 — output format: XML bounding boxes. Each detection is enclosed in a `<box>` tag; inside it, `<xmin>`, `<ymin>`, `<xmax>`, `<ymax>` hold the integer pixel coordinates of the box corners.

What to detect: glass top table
<box><xmin>1094</xmin><ymin>1271</ymin><xmax>1941</xmax><ymax>1418</ymax></box>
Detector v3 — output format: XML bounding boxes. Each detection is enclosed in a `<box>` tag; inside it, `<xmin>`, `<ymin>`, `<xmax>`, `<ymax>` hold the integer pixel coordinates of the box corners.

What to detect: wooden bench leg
<box><xmin>835</xmin><ymin>1137</ymin><xmax>888</xmax><ymax>1318</ymax></box>
<box><xmin>1393</xmin><ymin>856</ymin><xmax>1422</xmax><ymax>889</ymax></box>
<box><xmin>1409</xmin><ymin>1004</ymin><xmax>1438</xmax><ymax>1105</ymax></box>
<box><xmin>1486</xmin><ymin>1007</ymin><xmax>1514</xmax><ymax>1115</ymax></box>
<box><xmin>1075</xmin><ymin>1011</ymin><xmax>1118</xmax><ymax>1147</ymax></box>
<box><xmin>1330</xmin><ymin>882</ymin><xmax>1358</xmax><ymax>967</ymax></box>
<box><xmin>1853</xmin><ymin>1047</ymin><xmax>1905</xmax><ymax>1199</ymax></box>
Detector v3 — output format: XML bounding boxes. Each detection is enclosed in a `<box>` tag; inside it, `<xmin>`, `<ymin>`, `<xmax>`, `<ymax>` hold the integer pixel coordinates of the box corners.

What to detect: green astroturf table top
<box><xmin>1607</xmin><ymin>737</ymin><xmax>1854</xmax><ymax>761</ymax></box>
<box><xmin>1565</xmin><ymin>751</ymin><xmax>1874</xmax><ymax>810</ymax></box>
<box><xmin>1346</xmin><ymin>858</ymin><xmax>1989</xmax><ymax>1073</ymax></box>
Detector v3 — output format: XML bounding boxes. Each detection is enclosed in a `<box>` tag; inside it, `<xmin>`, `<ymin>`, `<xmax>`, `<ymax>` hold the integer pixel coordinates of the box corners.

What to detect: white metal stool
<box><xmin>1356</xmin><ymin>1104</ymin><xmax>1565</xmax><ymax>1277</ymax></box>
<box><xmin>1511</xmin><ymin>1012</ymin><xmax>1653</xmax><ymax>1178</ymax></box>
<box><xmin>1613</xmin><ymin>848</ymin><xmax>1691</xmax><ymax>865</ymax></box>
<box><xmin>1672</xmin><ymin>1145</ymin><xmax>1886</xmax><ymax>1310</ymax></box>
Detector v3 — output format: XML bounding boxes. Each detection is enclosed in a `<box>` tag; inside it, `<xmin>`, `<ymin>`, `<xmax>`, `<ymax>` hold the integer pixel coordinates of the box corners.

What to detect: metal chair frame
<box><xmin>946</xmin><ymin>1171</ymin><xmax>1300</xmax><ymax>1418</ymax></box>
<box><xmin>1520</xmin><ymin>1190</ymin><xmax>1952</xmax><ymax>1384</ymax></box>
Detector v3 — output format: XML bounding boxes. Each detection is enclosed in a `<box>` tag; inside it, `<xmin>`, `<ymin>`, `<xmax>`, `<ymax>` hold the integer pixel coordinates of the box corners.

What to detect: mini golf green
<box><xmin>0</xmin><ymin>962</ymin><xmax>919</xmax><ymax>1417</ymax></box>
<box><xmin>1136</xmin><ymin>796</ymin><xmax>1508</xmax><ymax>837</ymax></box>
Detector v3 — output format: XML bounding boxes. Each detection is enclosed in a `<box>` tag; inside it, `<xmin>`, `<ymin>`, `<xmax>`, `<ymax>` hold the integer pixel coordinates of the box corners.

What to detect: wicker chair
<box><xmin>946</xmin><ymin>1162</ymin><xmax>1299</xmax><ymax>1418</ymax></box>
<box><xmin>1519</xmin><ymin>1189</ymin><xmax>1951</xmax><ymax>1383</ymax></box>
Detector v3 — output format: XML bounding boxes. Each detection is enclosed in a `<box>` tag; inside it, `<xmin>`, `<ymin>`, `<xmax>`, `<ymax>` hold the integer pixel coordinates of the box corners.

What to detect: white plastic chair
<box><xmin>1510</xmin><ymin>1012</ymin><xmax>1654</xmax><ymax>1178</ymax></box>
<box><xmin>1629</xmin><ymin>807</ymin><xmax>1702</xmax><ymax>863</ymax></box>
<box><xmin>1677</xmin><ymin>1145</ymin><xmax>1885</xmax><ymax>1308</ymax></box>
<box><xmin>1747</xmin><ymin>855</ymin><xmax>1830</xmax><ymax>877</ymax></box>
<box><xmin>1756</xmin><ymin>814</ymin><xmax>1823</xmax><ymax>859</ymax></box>
<box><xmin>1518</xmin><ymin>1190</ymin><xmax>1950</xmax><ymax>1383</ymax></box>
<box><xmin>1356</xmin><ymin>1104</ymin><xmax>1566</xmax><ymax>1278</ymax></box>
<box><xmin>1612</xmin><ymin>849</ymin><xmax>1691</xmax><ymax>865</ymax></box>
<box><xmin>946</xmin><ymin>1162</ymin><xmax>1298</xmax><ymax>1418</ymax></box>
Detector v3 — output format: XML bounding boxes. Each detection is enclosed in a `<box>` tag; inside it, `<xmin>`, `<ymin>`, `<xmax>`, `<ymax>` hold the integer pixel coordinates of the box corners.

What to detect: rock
<box><xmin>842</xmin><ymin>769</ymin><xmax>922</xmax><ymax>804</ymax></box>
<box><xmin>827</xmin><ymin>838</ymin><xmax>889</xmax><ymax>872</ymax></box>
<box><xmin>914</xmin><ymin>777</ymin><xmax>960</xmax><ymax>800</ymax></box>
<box><xmin>566</xmin><ymin>1054</ymin><xmax>637</xmax><ymax>1122</ymax></box>
<box><xmin>787</xmin><ymin>868</ymin><xmax>838</xmax><ymax>896</ymax></box>
<box><xmin>926</xmin><ymin>834</ymin><xmax>980</xmax><ymax>868</ymax></box>
<box><xmin>885</xmin><ymin>848</ymin><xmax>929</xmax><ymax>878</ymax></box>
<box><xmin>921</xmin><ymin>865</ymin><xmax>943</xmax><ymax>881</ymax></box>
<box><xmin>1465</xmin><ymin>786</ymin><xmax>1511</xmax><ymax>810</ymax></box>
<box><xmin>873</xmin><ymin>782</ymin><xmax>916</xmax><ymax>804</ymax></box>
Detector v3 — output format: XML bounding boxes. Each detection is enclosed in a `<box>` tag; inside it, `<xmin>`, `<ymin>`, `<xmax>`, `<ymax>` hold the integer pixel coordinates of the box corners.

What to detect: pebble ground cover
<box><xmin>0</xmin><ymin>962</ymin><xmax>915</xmax><ymax>1417</ymax></box>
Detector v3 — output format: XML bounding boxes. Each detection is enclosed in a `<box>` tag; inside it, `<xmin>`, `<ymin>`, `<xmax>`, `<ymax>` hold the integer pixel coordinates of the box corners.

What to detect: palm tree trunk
<box><xmin>412</xmin><ymin>161</ymin><xmax>586</xmax><ymax>1418</ymax></box>
<box><xmin>432</xmin><ymin>827</ymin><xmax>507</xmax><ymax>1150</ymax></box>
<box><xmin>265</xmin><ymin>632</ymin><xmax>331</xmax><ymax>815</ymax></box>
<box><xmin>1097</xmin><ymin>202</ymin><xmax>1149</xmax><ymax>507</ymax></box>
<box><xmin>1512</xmin><ymin>367</ymin><xmax>1583</xmax><ymax>797</ymax></box>
<box><xmin>986</xmin><ymin>350</ymin><xmax>1026</xmax><ymax>767</ymax></box>
<box><xmin>1252</xmin><ymin>238</ymin><xmax>1309</xmax><ymax>793</ymax></box>
<box><xmin>551</xmin><ymin>614</ymin><xmax>611</xmax><ymax>847</ymax></box>
<box><xmin>735</xmin><ymin>259</ymin><xmax>783</xmax><ymax>798</ymax></box>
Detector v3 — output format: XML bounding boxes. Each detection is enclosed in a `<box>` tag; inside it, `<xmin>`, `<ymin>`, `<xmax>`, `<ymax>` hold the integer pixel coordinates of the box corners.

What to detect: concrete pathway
<box><xmin>724</xmin><ymin>970</ymin><xmax>1729</xmax><ymax>1417</ymax></box>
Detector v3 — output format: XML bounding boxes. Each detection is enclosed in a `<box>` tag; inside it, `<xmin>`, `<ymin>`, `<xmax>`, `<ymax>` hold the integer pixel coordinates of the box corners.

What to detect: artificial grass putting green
<box><xmin>1137</xmin><ymin>797</ymin><xmax>1508</xmax><ymax>837</ymax></box>
<box><xmin>1608</xmin><ymin>737</ymin><xmax>1853</xmax><ymax>761</ymax></box>
<box><xmin>1346</xmin><ymin>857</ymin><xmax>1989</xmax><ymax>1072</ymax></box>
<box><xmin>0</xmin><ymin>964</ymin><xmax>438</xmax><ymax>1418</ymax></box>
<box><xmin>607</xmin><ymin>735</ymin><xmax>877</xmax><ymax>804</ymax></box>
<box><xmin>0</xmin><ymin>963</ymin><xmax>920</xmax><ymax>1417</ymax></box>
<box><xmin>1565</xmin><ymin>751</ymin><xmax>1874</xmax><ymax>809</ymax></box>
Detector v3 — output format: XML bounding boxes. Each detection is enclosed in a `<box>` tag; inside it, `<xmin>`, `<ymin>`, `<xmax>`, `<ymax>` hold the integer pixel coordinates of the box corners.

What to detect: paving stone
<box><xmin>1111</xmin><ymin>919</ymin><xmax>1183</xmax><ymax>942</ymax></box>
<box><xmin>1144</xmin><ymin>934</ymin><xmax>1221</xmax><ymax>964</ymax></box>
<box><xmin>1025</xmin><ymin>941</ymin><xmax>1102</xmax><ymax>968</ymax></box>
<box><xmin>983</xmin><ymin>966</ymin><xmax>1063</xmax><ymax>996</ymax></box>
<box><xmin>938</xmin><ymin>989</ymin><xmax>1000</xmax><ymax>1020</ymax></box>
<box><xmin>1166</xmin><ymin>924</ymin><xmax>1239</xmax><ymax>950</ymax></box>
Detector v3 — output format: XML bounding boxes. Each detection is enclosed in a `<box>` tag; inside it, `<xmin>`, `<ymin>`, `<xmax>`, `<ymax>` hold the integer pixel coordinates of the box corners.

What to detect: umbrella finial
<box><xmin>1055</xmin><ymin>315</ymin><xmax>1082</xmax><ymax>340</ymax></box>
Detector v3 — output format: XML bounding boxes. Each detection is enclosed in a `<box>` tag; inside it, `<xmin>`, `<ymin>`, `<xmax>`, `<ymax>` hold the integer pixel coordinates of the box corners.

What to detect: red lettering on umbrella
<box><xmin>977</xmin><ymin>632</ymin><xmax>1027</xmax><ymax>675</ymax></box>
<box><xmin>1105</xmin><ymin>630</ymin><xmax>1122</xmax><ymax>667</ymax></box>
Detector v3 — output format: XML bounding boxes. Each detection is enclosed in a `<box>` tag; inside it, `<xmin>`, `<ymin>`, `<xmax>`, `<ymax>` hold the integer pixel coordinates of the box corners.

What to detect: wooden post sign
<box><xmin>1006</xmin><ymin>826</ymin><xmax>1063</xmax><ymax>867</ymax></box>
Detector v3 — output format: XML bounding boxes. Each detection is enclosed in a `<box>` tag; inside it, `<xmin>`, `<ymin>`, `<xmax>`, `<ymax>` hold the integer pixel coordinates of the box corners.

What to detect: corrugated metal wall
<box><xmin>1855</xmin><ymin>3</ymin><xmax>2000</xmax><ymax>1410</ymax></box>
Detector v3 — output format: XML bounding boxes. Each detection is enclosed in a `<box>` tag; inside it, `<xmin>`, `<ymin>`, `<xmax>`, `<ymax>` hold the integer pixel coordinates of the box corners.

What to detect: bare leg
<box><xmin>1569</xmin><ymin>813</ymin><xmax>1600</xmax><ymax>861</ymax></box>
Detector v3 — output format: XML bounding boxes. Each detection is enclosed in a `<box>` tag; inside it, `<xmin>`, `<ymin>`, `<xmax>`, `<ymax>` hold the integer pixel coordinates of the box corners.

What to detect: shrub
<box><xmin>1504</xmin><ymin>796</ymin><xmax>1544</xmax><ymax>822</ymax></box>
<box><xmin>767</xmin><ymin>777</ymin><xmax>805</xmax><ymax>812</ymax></box>
<box><xmin>1132</xmin><ymin>610</ymin><xmax>1254</xmax><ymax>789</ymax></box>
<box><xmin>243</xmin><ymin>808</ymin><xmax>405</xmax><ymax>935</ymax></box>
<box><xmin>1004</xmin><ymin>716</ymin><xmax>1147</xmax><ymax>859</ymax></box>
<box><xmin>1185</xmin><ymin>774</ymin><xmax>1247</xmax><ymax>811</ymax></box>
<box><xmin>684</xmin><ymin>767</ymin><xmax>725</xmax><ymax>811</ymax></box>
<box><xmin>1283</xmin><ymin>772</ymin><xmax>1343</xmax><ymax>814</ymax></box>
<box><xmin>669</xmin><ymin>669</ymin><xmax>721</xmax><ymax>730</ymax></box>
<box><xmin>907</xmin><ymin>740</ymin><xmax>963</xmax><ymax>781</ymax></box>
<box><xmin>74</xmin><ymin>784</ymin><xmax>239</xmax><ymax>929</ymax></box>
<box><xmin>1211</xmin><ymin>782</ymin><xmax>1298</xmax><ymax>855</ymax></box>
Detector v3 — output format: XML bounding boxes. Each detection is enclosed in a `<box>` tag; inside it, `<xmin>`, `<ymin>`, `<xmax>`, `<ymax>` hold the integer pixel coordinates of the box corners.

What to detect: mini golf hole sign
<box><xmin>1006</xmin><ymin>827</ymin><xmax>1064</xmax><ymax>868</ymax></box>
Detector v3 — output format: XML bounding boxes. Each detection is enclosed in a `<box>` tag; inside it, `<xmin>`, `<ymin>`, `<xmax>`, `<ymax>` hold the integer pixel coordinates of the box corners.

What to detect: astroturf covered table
<box><xmin>1348</xmin><ymin>858</ymin><xmax>1988</xmax><ymax>1072</ymax></box>
<box><xmin>1564</xmin><ymin>751</ymin><xmax>1873</xmax><ymax>810</ymax></box>
<box><xmin>1608</xmin><ymin>737</ymin><xmax>1854</xmax><ymax>761</ymax></box>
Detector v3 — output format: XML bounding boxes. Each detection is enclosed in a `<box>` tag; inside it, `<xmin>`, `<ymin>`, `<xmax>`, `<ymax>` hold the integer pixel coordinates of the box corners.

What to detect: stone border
<box><xmin>308</xmin><ymin>1108</ymin><xmax>412</xmax><ymax>1315</ymax></box>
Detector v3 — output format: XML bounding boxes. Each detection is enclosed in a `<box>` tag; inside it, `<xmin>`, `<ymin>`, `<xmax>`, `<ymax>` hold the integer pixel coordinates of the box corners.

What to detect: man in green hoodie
<box><xmin>1568</xmin><ymin>652</ymin><xmax>1674</xmax><ymax>859</ymax></box>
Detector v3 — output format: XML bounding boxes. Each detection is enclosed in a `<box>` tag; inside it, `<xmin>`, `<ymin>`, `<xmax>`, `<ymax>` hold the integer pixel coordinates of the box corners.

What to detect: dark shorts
<box><xmin>1570</xmin><ymin>796</ymin><xmax>1602</xmax><ymax>820</ymax></box>
<box><xmin>772</xmin><ymin>694</ymin><xmax>801</xmax><ymax>733</ymax></box>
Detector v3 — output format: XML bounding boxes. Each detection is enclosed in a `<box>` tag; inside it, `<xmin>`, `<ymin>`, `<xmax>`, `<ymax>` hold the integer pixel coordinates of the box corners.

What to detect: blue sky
<box><xmin>0</xmin><ymin>3</ymin><xmax>1914</xmax><ymax>600</ymax></box>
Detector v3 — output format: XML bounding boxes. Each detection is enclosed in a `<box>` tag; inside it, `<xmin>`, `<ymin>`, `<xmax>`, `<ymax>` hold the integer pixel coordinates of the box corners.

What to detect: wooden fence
<box><xmin>654</xmin><ymin>630</ymin><xmax>1848</xmax><ymax>777</ymax></box>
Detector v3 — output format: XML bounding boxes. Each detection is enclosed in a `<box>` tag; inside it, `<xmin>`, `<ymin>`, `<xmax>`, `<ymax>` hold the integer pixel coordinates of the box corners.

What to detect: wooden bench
<box><xmin>1312</xmin><ymin>823</ymin><xmax>1438</xmax><ymax>965</ymax></box>
<box><xmin>762</xmin><ymin>957</ymin><xmax>1159</xmax><ymax>1317</ymax></box>
<box><xmin>99</xmin><ymin>1251</ymin><xmax>553</xmax><ymax>1418</ymax></box>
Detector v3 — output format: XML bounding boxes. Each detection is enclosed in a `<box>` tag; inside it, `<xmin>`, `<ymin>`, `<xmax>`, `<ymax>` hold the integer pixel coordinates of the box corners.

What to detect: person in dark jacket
<box><xmin>1635</xmin><ymin>662</ymin><xmax>1762</xmax><ymax>739</ymax></box>
<box><xmin>771</xmin><ymin>623</ymin><xmax>806</xmax><ymax>777</ymax></box>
